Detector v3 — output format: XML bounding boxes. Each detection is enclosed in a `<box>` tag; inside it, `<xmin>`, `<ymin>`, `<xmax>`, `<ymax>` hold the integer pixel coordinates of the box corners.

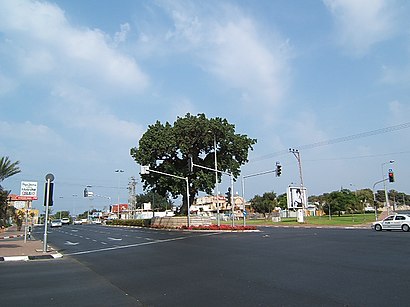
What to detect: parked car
<box><xmin>372</xmin><ymin>214</ymin><xmax>410</xmax><ymax>232</ymax></box>
<box><xmin>61</xmin><ymin>218</ymin><xmax>70</xmax><ymax>225</ymax></box>
<box><xmin>50</xmin><ymin>219</ymin><xmax>62</xmax><ymax>228</ymax></box>
<box><xmin>73</xmin><ymin>219</ymin><xmax>82</xmax><ymax>225</ymax></box>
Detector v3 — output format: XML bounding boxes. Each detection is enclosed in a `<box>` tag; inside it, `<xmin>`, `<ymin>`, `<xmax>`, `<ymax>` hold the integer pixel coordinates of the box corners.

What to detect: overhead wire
<box><xmin>250</xmin><ymin>121</ymin><xmax>410</xmax><ymax>163</ymax></box>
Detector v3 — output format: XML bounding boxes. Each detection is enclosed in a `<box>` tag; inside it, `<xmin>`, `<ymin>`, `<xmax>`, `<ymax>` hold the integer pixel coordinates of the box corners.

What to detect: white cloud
<box><xmin>0</xmin><ymin>0</ymin><xmax>149</xmax><ymax>92</ymax></box>
<box><xmin>154</xmin><ymin>2</ymin><xmax>291</xmax><ymax>116</ymax></box>
<box><xmin>205</xmin><ymin>18</ymin><xmax>289</xmax><ymax>105</ymax></box>
<box><xmin>50</xmin><ymin>82</ymin><xmax>144</xmax><ymax>143</ymax></box>
<box><xmin>324</xmin><ymin>0</ymin><xmax>397</xmax><ymax>56</ymax></box>
<box><xmin>0</xmin><ymin>120</ymin><xmax>65</xmax><ymax>158</ymax></box>
<box><xmin>114</xmin><ymin>23</ymin><xmax>131</xmax><ymax>46</ymax></box>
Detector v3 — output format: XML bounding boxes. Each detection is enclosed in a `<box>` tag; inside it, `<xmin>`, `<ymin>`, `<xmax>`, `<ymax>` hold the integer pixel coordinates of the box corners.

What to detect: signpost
<box><xmin>20</xmin><ymin>181</ymin><xmax>38</xmax><ymax>200</ymax></box>
<box><xmin>43</xmin><ymin>173</ymin><xmax>54</xmax><ymax>253</ymax></box>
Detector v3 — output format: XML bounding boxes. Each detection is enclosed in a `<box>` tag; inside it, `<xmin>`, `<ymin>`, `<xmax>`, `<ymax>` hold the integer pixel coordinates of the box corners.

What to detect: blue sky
<box><xmin>1</xmin><ymin>0</ymin><xmax>410</xmax><ymax>214</ymax></box>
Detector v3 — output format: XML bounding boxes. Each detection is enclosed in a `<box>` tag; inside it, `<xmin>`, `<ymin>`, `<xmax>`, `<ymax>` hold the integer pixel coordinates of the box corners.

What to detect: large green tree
<box><xmin>130</xmin><ymin>113</ymin><xmax>257</xmax><ymax>214</ymax></box>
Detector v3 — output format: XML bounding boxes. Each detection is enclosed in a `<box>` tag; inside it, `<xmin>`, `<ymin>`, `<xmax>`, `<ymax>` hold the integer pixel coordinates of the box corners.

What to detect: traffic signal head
<box><xmin>84</xmin><ymin>188</ymin><xmax>88</xmax><ymax>197</ymax></box>
<box><xmin>388</xmin><ymin>170</ymin><xmax>395</xmax><ymax>183</ymax></box>
<box><xmin>188</xmin><ymin>155</ymin><xmax>193</xmax><ymax>173</ymax></box>
<box><xmin>276</xmin><ymin>162</ymin><xmax>282</xmax><ymax>177</ymax></box>
<box><xmin>225</xmin><ymin>187</ymin><xmax>232</xmax><ymax>204</ymax></box>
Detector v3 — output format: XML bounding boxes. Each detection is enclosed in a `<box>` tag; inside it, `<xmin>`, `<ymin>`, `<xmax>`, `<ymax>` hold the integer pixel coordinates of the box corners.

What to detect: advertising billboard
<box><xmin>20</xmin><ymin>181</ymin><xmax>38</xmax><ymax>200</ymax></box>
<box><xmin>287</xmin><ymin>186</ymin><xmax>307</xmax><ymax>209</ymax></box>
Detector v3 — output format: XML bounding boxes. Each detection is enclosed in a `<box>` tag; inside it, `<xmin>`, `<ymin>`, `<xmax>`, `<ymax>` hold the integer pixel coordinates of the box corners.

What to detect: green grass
<box><xmin>222</xmin><ymin>213</ymin><xmax>376</xmax><ymax>227</ymax></box>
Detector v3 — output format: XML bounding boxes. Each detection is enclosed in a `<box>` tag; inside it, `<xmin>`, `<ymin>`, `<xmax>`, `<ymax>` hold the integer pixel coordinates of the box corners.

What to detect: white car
<box><xmin>50</xmin><ymin>219</ymin><xmax>62</xmax><ymax>228</ymax></box>
<box><xmin>372</xmin><ymin>214</ymin><xmax>410</xmax><ymax>232</ymax></box>
<box><xmin>73</xmin><ymin>219</ymin><xmax>83</xmax><ymax>225</ymax></box>
<box><xmin>61</xmin><ymin>218</ymin><xmax>70</xmax><ymax>225</ymax></box>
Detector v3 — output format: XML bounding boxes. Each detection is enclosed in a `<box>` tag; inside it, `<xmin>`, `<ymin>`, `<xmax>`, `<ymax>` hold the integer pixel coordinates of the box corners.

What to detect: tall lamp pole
<box><xmin>213</xmin><ymin>134</ymin><xmax>220</xmax><ymax>226</ymax></box>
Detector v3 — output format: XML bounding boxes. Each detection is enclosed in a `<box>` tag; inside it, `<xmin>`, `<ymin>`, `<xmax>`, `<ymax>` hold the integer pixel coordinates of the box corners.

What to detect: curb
<box><xmin>0</xmin><ymin>234</ymin><xmax>24</xmax><ymax>240</ymax></box>
<box><xmin>0</xmin><ymin>253</ymin><xmax>63</xmax><ymax>262</ymax></box>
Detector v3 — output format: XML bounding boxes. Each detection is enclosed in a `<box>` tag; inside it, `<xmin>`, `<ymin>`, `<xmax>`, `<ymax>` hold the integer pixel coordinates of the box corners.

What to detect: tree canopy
<box><xmin>250</xmin><ymin>191</ymin><xmax>277</xmax><ymax>214</ymax></box>
<box><xmin>130</xmin><ymin>113</ymin><xmax>257</xmax><ymax>214</ymax></box>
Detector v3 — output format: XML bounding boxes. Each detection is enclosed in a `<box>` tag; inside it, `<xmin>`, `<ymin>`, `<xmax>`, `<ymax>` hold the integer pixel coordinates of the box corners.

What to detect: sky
<box><xmin>1</xmin><ymin>0</ymin><xmax>410</xmax><ymax>215</ymax></box>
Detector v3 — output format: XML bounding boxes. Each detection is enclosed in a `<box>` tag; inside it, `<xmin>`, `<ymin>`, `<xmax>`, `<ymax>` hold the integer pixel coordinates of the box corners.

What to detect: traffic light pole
<box><xmin>43</xmin><ymin>173</ymin><xmax>54</xmax><ymax>253</ymax></box>
<box><xmin>373</xmin><ymin>178</ymin><xmax>388</xmax><ymax>221</ymax></box>
<box><xmin>241</xmin><ymin>167</ymin><xmax>281</xmax><ymax>226</ymax></box>
<box><xmin>190</xmin><ymin>161</ymin><xmax>233</xmax><ymax>226</ymax></box>
<box><xmin>141</xmin><ymin>166</ymin><xmax>191</xmax><ymax>227</ymax></box>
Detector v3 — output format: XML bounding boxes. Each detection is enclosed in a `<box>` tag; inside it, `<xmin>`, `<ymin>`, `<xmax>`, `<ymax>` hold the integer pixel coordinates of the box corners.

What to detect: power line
<box><xmin>251</xmin><ymin>121</ymin><xmax>410</xmax><ymax>162</ymax></box>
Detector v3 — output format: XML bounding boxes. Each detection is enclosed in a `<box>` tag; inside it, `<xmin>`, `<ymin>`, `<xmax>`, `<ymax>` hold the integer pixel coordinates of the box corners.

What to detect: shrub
<box><xmin>180</xmin><ymin>224</ymin><xmax>257</xmax><ymax>231</ymax></box>
<box><xmin>106</xmin><ymin>219</ymin><xmax>151</xmax><ymax>227</ymax></box>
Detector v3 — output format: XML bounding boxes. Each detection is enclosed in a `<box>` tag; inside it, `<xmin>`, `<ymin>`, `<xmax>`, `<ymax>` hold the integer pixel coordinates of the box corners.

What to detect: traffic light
<box><xmin>388</xmin><ymin>169</ymin><xmax>395</xmax><ymax>183</ymax></box>
<box><xmin>276</xmin><ymin>162</ymin><xmax>282</xmax><ymax>177</ymax></box>
<box><xmin>188</xmin><ymin>154</ymin><xmax>194</xmax><ymax>173</ymax></box>
<box><xmin>225</xmin><ymin>187</ymin><xmax>232</xmax><ymax>204</ymax></box>
<box><xmin>44</xmin><ymin>182</ymin><xmax>54</xmax><ymax>206</ymax></box>
<box><xmin>84</xmin><ymin>188</ymin><xmax>88</xmax><ymax>197</ymax></box>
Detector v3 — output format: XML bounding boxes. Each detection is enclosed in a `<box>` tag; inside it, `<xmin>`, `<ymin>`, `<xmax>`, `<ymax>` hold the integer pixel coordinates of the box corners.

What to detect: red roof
<box><xmin>9</xmin><ymin>194</ymin><xmax>38</xmax><ymax>201</ymax></box>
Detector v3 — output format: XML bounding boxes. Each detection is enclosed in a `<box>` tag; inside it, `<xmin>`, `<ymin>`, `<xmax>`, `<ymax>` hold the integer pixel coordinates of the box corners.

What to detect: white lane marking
<box><xmin>101</xmin><ymin>242</ymin><xmax>107</xmax><ymax>245</ymax></box>
<box><xmin>65</xmin><ymin>232</ymin><xmax>220</xmax><ymax>256</ymax></box>
<box><xmin>71</xmin><ymin>230</ymin><xmax>78</xmax><ymax>232</ymax></box>
<box><xmin>65</xmin><ymin>241</ymin><xmax>80</xmax><ymax>246</ymax></box>
<box><xmin>107</xmin><ymin>237</ymin><xmax>123</xmax><ymax>241</ymax></box>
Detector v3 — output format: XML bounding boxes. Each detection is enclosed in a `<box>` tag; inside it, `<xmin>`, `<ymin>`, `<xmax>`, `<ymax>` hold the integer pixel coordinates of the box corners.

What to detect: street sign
<box><xmin>20</xmin><ymin>181</ymin><xmax>38</xmax><ymax>200</ymax></box>
<box><xmin>13</xmin><ymin>201</ymin><xmax>26</xmax><ymax>209</ymax></box>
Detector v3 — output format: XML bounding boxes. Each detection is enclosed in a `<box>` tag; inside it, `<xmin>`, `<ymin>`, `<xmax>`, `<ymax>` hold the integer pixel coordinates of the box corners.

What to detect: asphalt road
<box><xmin>2</xmin><ymin>225</ymin><xmax>410</xmax><ymax>306</ymax></box>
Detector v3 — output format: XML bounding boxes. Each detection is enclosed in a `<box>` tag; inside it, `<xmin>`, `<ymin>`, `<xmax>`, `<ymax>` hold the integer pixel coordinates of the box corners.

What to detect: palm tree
<box><xmin>0</xmin><ymin>156</ymin><xmax>21</xmax><ymax>182</ymax></box>
<box><xmin>0</xmin><ymin>157</ymin><xmax>20</xmax><ymax>227</ymax></box>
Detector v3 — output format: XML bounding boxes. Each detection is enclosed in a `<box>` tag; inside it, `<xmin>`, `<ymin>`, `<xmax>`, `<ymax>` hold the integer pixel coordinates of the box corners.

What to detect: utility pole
<box><xmin>128</xmin><ymin>177</ymin><xmax>137</xmax><ymax>218</ymax></box>
<box><xmin>289</xmin><ymin>149</ymin><xmax>305</xmax><ymax>223</ymax></box>
<box><xmin>289</xmin><ymin>149</ymin><xmax>304</xmax><ymax>188</ymax></box>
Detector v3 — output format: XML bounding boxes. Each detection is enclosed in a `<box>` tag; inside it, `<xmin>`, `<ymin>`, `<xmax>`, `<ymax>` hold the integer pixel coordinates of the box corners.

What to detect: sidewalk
<box><xmin>0</xmin><ymin>225</ymin><xmax>63</xmax><ymax>262</ymax></box>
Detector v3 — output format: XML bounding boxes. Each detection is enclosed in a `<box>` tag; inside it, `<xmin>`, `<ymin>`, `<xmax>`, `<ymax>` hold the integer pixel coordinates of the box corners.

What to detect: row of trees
<box><xmin>250</xmin><ymin>188</ymin><xmax>410</xmax><ymax>216</ymax></box>
<box><xmin>0</xmin><ymin>156</ymin><xmax>21</xmax><ymax>227</ymax></box>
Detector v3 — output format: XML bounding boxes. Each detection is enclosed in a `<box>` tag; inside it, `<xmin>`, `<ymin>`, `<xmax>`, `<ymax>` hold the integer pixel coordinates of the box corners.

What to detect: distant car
<box><xmin>61</xmin><ymin>218</ymin><xmax>70</xmax><ymax>225</ymax></box>
<box><xmin>50</xmin><ymin>219</ymin><xmax>62</xmax><ymax>228</ymax></box>
<box><xmin>73</xmin><ymin>219</ymin><xmax>82</xmax><ymax>225</ymax></box>
<box><xmin>372</xmin><ymin>214</ymin><xmax>410</xmax><ymax>232</ymax></box>
<box><xmin>92</xmin><ymin>219</ymin><xmax>102</xmax><ymax>225</ymax></box>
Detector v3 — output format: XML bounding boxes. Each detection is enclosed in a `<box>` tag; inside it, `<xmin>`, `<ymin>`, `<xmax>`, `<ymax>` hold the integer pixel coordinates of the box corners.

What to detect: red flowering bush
<box><xmin>180</xmin><ymin>224</ymin><xmax>257</xmax><ymax>231</ymax></box>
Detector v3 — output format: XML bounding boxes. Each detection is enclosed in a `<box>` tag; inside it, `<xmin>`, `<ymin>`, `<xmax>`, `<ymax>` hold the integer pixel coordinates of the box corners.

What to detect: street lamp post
<box><xmin>381</xmin><ymin>160</ymin><xmax>394</xmax><ymax>214</ymax></box>
<box><xmin>72</xmin><ymin>194</ymin><xmax>78</xmax><ymax>218</ymax></box>
<box><xmin>213</xmin><ymin>134</ymin><xmax>220</xmax><ymax>227</ymax></box>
